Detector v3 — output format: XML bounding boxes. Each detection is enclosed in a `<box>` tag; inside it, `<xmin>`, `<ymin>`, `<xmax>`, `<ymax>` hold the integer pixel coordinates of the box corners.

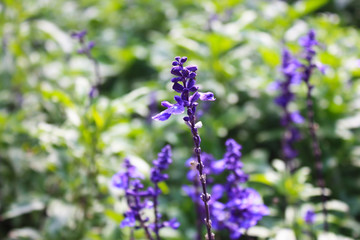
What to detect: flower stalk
<box><xmin>153</xmin><ymin>56</ymin><xmax>216</xmax><ymax>239</ymax></box>
<box><xmin>299</xmin><ymin>30</ymin><xmax>329</xmax><ymax>231</ymax></box>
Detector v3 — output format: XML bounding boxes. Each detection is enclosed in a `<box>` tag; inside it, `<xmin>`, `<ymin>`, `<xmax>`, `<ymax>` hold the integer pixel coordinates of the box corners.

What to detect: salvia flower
<box><xmin>112</xmin><ymin>148</ymin><xmax>179</xmax><ymax>240</ymax></box>
<box><xmin>153</xmin><ymin>56</ymin><xmax>215</xmax><ymax>122</ymax></box>
<box><xmin>153</xmin><ymin>56</ymin><xmax>215</xmax><ymax>240</ymax></box>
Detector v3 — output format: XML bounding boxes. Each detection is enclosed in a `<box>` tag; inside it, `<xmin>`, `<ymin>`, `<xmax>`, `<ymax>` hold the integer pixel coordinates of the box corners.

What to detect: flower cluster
<box><xmin>111</xmin><ymin>146</ymin><xmax>179</xmax><ymax>240</ymax></box>
<box><xmin>184</xmin><ymin>139</ymin><xmax>269</xmax><ymax>239</ymax></box>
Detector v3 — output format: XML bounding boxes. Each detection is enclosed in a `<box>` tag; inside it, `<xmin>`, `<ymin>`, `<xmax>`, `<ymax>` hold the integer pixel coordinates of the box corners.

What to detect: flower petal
<box><xmin>161</xmin><ymin>101</ymin><xmax>173</xmax><ymax>108</ymax></box>
<box><xmin>167</xmin><ymin>104</ymin><xmax>184</xmax><ymax>115</ymax></box>
<box><xmin>199</xmin><ymin>92</ymin><xmax>216</xmax><ymax>101</ymax></box>
<box><xmin>172</xmin><ymin>82</ymin><xmax>184</xmax><ymax>93</ymax></box>
<box><xmin>152</xmin><ymin>111</ymin><xmax>172</xmax><ymax>121</ymax></box>
<box><xmin>190</xmin><ymin>92</ymin><xmax>200</xmax><ymax>103</ymax></box>
<box><xmin>186</xmin><ymin>65</ymin><xmax>198</xmax><ymax>72</ymax></box>
<box><xmin>174</xmin><ymin>95</ymin><xmax>183</xmax><ymax>105</ymax></box>
<box><xmin>171</xmin><ymin>66</ymin><xmax>182</xmax><ymax>76</ymax></box>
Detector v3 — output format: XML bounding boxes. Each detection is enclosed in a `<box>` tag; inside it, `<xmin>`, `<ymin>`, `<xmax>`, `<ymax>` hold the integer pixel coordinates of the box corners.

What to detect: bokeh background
<box><xmin>1</xmin><ymin>0</ymin><xmax>360</xmax><ymax>239</ymax></box>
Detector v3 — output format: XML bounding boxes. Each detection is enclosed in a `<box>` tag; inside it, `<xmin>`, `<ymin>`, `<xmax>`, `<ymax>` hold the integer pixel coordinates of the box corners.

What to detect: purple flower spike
<box><xmin>272</xmin><ymin>48</ymin><xmax>304</xmax><ymax>166</ymax></box>
<box><xmin>149</xmin><ymin>145</ymin><xmax>180</xmax><ymax>238</ymax></box>
<box><xmin>153</xmin><ymin>56</ymin><xmax>215</xmax><ymax>239</ymax></box>
<box><xmin>299</xmin><ymin>30</ymin><xmax>329</xmax><ymax>231</ymax></box>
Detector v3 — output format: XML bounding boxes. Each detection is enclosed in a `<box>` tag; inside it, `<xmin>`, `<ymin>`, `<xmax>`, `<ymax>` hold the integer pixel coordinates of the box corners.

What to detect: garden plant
<box><xmin>1</xmin><ymin>0</ymin><xmax>360</xmax><ymax>240</ymax></box>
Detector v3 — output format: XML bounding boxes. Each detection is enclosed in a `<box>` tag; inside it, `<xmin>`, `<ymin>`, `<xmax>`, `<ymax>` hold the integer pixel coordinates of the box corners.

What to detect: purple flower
<box><xmin>112</xmin><ymin>158</ymin><xmax>144</xmax><ymax>190</ymax></box>
<box><xmin>150</xmin><ymin>145</ymin><xmax>172</xmax><ymax>183</ymax></box>
<box><xmin>208</xmin><ymin>140</ymin><xmax>268</xmax><ymax>239</ymax></box>
<box><xmin>120</xmin><ymin>210</ymin><xmax>136</xmax><ymax>228</ymax></box>
<box><xmin>152</xmin><ymin>145</ymin><xmax>172</xmax><ymax>171</ymax></box>
<box><xmin>71</xmin><ymin>29</ymin><xmax>96</xmax><ymax>55</ymax></box>
<box><xmin>163</xmin><ymin>218</ymin><xmax>181</xmax><ymax>229</ymax></box>
<box><xmin>152</xmin><ymin>56</ymin><xmax>215</xmax><ymax>122</ymax></box>
<box><xmin>272</xmin><ymin>49</ymin><xmax>304</xmax><ymax>162</ymax></box>
<box><xmin>152</xmin><ymin>97</ymin><xmax>185</xmax><ymax>121</ymax></box>
<box><xmin>148</xmin><ymin>145</ymin><xmax>180</xmax><ymax>237</ymax></box>
<box><xmin>71</xmin><ymin>30</ymin><xmax>87</xmax><ymax>41</ymax></box>
<box><xmin>89</xmin><ymin>85</ymin><xmax>99</xmax><ymax>99</ymax></box>
<box><xmin>304</xmin><ymin>210</ymin><xmax>316</xmax><ymax>225</ymax></box>
<box><xmin>299</xmin><ymin>30</ymin><xmax>327</xmax><ymax>83</ymax></box>
<box><xmin>184</xmin><ymin>139</ymin><xmax>268</xmax><ymax>239</ymax></box>
<box><xmin>111</xmin><ymin>154</ymin><xmax>179</xmax><ymax>238</ymax></box>
<box><xmin>299</xmin><ymin>30</ymin><xmax>329</xmax><ymax>231</ymax></box>
<box><xmin>185</xmin><ymin>152</ymin><xmax>217</xmax><ymax>182</ymax></box>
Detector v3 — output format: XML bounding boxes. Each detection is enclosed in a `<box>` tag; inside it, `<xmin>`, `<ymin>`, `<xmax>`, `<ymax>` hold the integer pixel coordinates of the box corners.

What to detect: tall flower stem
<box><xmin>193</xmin><ymin>177</ymin><xmax>203</xmax><ymax>240</ymax></box>
<box><xmin>281</xmin><ymin>108</ymin><xmax>293</xmax><ymax>171</ymax></box>
<box><xmin>152</xmin><ymin>56</ymin><xmax>216</xmax><ymax>239</ymax></box>
<box><xmin>304</xmin><ymin>77</ymin><xmax>329</xmax><ymax>232</ymax></box>
<box><xmin>188</xmin><ymin>118</ymin><xmax>214</xmax><ymax>240</ymax></box>
<box><xmin>153</xmin><ymin>184</ymin><xmax>160</xmax><ymax>240</ymax></box>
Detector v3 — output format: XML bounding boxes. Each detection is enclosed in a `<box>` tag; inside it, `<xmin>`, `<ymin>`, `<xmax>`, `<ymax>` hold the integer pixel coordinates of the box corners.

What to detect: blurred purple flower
<box><xmin>112</xmin><ymin>151</ymin><xmax>179</xmax><ymax>238</ymax></box>
<box><xmin>304</xmin><ymin>210</ymin><xmax>316</xmax><ymax>225</ymax></box>
<box><xmin>272</xmin><ymin>49</ymin><xmax>304</xmax><ymax>162</ymax></box>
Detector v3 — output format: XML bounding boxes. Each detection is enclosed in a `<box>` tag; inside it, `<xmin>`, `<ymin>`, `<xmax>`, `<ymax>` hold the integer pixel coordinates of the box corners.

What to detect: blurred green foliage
<box><xmin>1</xmin><ymin>0</ymin><xmax>360</xmax><ymax>239</ymax></box>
